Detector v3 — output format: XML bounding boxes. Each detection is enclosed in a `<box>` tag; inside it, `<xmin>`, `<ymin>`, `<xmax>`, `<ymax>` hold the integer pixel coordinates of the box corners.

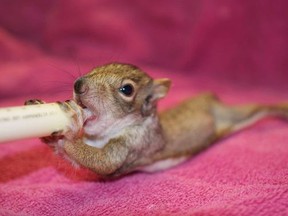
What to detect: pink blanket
<box><xmin>1</xmin><ymin>1</ymin><xmax>288</xmax><ymax>215</ymax></box>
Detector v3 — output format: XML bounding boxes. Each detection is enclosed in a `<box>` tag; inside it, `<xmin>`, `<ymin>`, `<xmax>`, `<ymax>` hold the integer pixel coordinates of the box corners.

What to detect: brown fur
<box><xmin>27</xmin><ymin>63</ymin><xmax>288</xmax><ymax>178</ymax></box>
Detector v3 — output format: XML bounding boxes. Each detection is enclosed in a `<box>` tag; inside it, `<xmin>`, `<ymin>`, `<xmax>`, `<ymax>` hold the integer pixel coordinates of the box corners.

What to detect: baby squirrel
<box><xmin>26</xmin><ymin>63</ymin><xmax>288</xmax><ymax>178</ymax></box>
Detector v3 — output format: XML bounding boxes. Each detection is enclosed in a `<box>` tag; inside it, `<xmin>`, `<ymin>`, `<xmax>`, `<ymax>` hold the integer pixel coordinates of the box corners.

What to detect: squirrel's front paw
<box><xmin>40</xmin><ymin>131</ymin><xmax>64</xmax><ymax>145</ymax></box>
<box><xmin>58</xmin><ymin>100</ymin><xmax>84</xmax><ymax>140</ymax></box>
<box><xmin>24</xmin><ymin>99</ymin><xmax>45</xmax><ymax>105</ymax></box>
<box><xmin>25</xmin><ymin>99</ymin><xmax>83</xmax><ymax>143</ymax></box>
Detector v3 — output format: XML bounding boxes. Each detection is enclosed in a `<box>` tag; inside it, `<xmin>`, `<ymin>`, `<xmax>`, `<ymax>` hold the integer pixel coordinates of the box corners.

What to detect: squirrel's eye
<box><xmin>119</xmin><ymin>84</ymin><xmax>134</xmax><ymax>97</ymax></box>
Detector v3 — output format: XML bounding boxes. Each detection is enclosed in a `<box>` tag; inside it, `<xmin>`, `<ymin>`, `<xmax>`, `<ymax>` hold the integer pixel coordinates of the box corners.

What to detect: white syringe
<box><xmin>0</xmin><ymin>103</ymin><xmax>73</xmax><ymax>143</ymax></box>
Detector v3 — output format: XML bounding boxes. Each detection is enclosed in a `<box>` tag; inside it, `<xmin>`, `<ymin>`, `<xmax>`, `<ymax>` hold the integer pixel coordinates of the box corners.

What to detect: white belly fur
<box><xmin>140</xmin><ymin>156</ymin><xmax>188</xmax><ymax>172</ymax></box>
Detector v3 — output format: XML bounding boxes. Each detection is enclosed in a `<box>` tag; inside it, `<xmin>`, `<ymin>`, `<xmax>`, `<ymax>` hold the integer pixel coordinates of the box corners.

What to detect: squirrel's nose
<box><xmin>74</xmin><ymin>78</ymin><xmax>88</xmax><ymax>95</ymax></box>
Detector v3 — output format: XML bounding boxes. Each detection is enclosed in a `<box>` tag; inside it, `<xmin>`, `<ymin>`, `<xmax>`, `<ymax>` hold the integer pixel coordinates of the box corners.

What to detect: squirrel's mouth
<box><xmin>77</xmin><ymin>99</ymin><xmax>87</xmax><ymax>109</ymax></box>
<box><xmin>75</xmin><ymin>97</ymin><xmax>98</xmax><ymax>128</ymax></box>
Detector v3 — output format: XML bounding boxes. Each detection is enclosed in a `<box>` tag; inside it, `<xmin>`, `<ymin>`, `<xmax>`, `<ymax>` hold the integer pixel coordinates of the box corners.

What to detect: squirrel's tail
<box><xmin>213</xmin><ymin>102</ymin><xmax>288</xmax><ymax>138</ymax></box>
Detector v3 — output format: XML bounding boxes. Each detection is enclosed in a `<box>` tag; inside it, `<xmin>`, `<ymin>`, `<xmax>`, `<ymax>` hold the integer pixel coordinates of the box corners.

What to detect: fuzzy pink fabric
<box><xmin>1</xmin><ymin>1</ymin><xmax>288</xmax><ymax>215</ymax></box>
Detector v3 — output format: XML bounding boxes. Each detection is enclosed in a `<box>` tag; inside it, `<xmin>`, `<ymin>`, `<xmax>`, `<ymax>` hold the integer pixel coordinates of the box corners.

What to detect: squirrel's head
<box><xmin>73</xmin><ymin>63</ymin><xmax>171</xmax><ymax>136</ymax></box>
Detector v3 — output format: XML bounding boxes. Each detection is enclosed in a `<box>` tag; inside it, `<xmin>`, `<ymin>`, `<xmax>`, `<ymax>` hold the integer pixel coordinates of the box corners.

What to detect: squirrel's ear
<box><xmin>151</xmin><ymin>78</ymin><xmax>171</xmax><ymax>100</ymax></box>
<box><xmin>141</xmin><ymin>78</ymin><xmax>171</xmax><ymax>117</ymax></box>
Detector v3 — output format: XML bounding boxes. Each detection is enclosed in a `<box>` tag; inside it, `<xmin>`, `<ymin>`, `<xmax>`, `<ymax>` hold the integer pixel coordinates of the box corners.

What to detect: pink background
<box><xmin>0</xmin><ymin>1</ymin><xmax>288</xmax><ymax>215</ymax></box>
